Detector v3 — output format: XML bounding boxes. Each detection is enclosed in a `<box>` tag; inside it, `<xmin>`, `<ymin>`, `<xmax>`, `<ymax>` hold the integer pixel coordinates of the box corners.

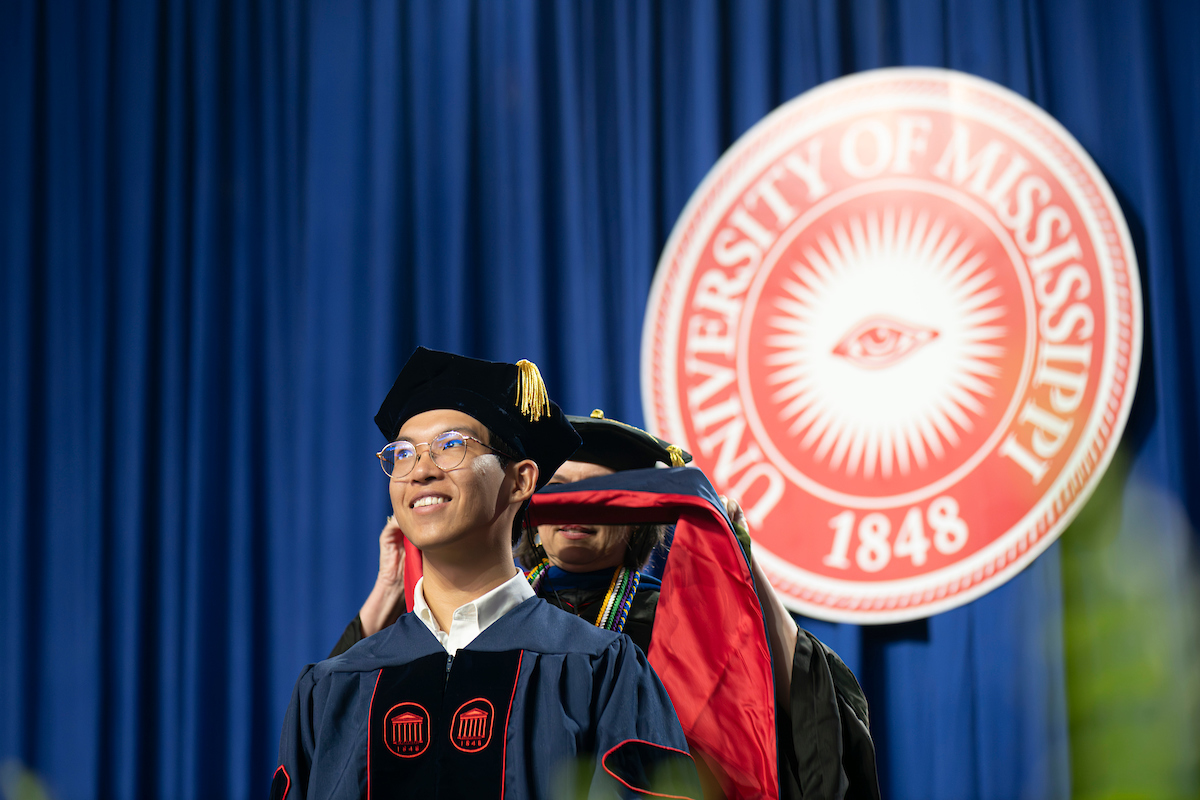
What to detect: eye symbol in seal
<box><xmin>384</xmin><ymin>702</ymin><xmax>430</xmax><ymax>758</ymax></box>
<box><xmin>832</xmin><ymin>316</ymin><xmax>939</xmax><ymax>369</ymax></box>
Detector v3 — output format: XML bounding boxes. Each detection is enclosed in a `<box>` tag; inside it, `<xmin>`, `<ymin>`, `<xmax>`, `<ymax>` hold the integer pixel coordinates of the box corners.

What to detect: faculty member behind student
<box><xmin>271</xmin><ymin>348</ymin><xmax>700</xmax><ymax>800</ymax></box>
<box><xmin>335</xmin><ymin>413</ymin><xmax>879</xmax><ymax>799</ymax></box>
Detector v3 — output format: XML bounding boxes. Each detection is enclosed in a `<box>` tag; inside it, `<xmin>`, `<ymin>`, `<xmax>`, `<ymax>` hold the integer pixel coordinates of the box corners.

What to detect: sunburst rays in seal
<box><xmin>764</xmin><ymin>207</ymin><xmax>1007</xmax><ymax>480</ymax></box>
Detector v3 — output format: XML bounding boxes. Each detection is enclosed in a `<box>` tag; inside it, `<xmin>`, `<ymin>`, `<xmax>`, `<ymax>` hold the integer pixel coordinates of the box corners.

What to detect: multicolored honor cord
<box><xmin>524</xmin><ymin>558</ymin><xmax>640</xmax><ymax>634</ymax></box>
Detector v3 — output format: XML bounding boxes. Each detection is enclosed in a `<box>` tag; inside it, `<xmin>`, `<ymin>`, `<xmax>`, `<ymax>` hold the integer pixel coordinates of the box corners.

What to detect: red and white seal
<box><xmin>642</xmin><ymin>68</ymin><xmax>1141</xmax><ymax>623</ymax></box>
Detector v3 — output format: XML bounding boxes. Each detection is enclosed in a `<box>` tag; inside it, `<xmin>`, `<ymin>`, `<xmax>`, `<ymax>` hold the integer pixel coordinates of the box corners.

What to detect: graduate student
<box><xmin>272</xmin><ymin>348</ymin><xmax>700</xmax><ymax>800</ymax></box>
<box><xmin>333</xmin><ymin>411</ymin><xmax>879</xmax><ymax>799</ymax></box>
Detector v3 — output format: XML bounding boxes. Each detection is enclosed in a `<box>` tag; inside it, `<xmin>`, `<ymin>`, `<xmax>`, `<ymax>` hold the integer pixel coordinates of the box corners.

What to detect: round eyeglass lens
<box><xmin>382</xmin><ymin>441</ymin><xmax>416</xmax><ymax>477</ymax></box>
<box><xmin>428</xmin><ymin>431</ymin><xmax>469</xmax><ymax>470</ymax></box>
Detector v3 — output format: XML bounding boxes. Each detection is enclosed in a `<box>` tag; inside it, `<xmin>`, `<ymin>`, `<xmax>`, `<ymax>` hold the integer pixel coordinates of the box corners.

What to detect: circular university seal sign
<box><xmin>643</xmin><ymin>68</ymin><xmax>1142</xmax><ymax>623</ymax></box>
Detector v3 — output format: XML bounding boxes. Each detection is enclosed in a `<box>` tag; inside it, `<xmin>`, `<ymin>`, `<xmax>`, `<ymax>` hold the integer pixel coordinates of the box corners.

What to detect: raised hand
<box><xmin>359</xmin><ymin>516</ymin><xmax>407</xmax><ymax>636</ymax></box>
<box><xmin>720</xmin><ymin>493</ymin><xmax>798</xmax><ymax>697</ymax></box>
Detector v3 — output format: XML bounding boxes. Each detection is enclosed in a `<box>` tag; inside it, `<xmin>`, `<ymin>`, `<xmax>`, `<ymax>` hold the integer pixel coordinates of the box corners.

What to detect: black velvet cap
<box><xmin>566</xmin><ymin>410</ymin><xmax>693</xmax><ymax>472</ymax></box>
<box><xmin>375</xmin><ymin>347</ymin><xmax>581</xmax><ymax>488</ymax></box>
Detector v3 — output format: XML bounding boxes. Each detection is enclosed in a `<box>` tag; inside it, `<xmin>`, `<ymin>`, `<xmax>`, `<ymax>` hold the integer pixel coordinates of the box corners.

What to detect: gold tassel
<box><xmin>515</xmin><ymin>359</ymin><xmax>551</xmax><ymax>421</ymax></box>
<box><xmin>666</xmin><ymin>445</ymin><xmax>686</xmax><ymax>467</ymax></box>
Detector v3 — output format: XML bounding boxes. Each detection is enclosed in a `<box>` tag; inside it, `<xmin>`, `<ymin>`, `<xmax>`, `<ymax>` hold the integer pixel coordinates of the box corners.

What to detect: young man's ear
<box><xmin>510</xmin><ymin>459</ymin><xmax>539</xmax><ymax>504</ymax></box>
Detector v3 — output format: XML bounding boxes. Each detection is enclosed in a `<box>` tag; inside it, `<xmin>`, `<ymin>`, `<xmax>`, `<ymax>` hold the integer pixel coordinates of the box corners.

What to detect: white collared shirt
<box><xmin>412</xmin><ymin>569</ymin><xmax>535</xmax><ymax>656</ymax></box>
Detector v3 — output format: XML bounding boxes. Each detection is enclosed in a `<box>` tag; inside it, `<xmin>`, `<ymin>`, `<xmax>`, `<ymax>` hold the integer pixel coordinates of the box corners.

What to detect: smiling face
<box><xmin>389</xmin><ymin>409</ymin><xmax>536</xmax><ymax>558</ymax></box>
<box><xmin>538</xmin><ymin>460</ymin><xmax>633</xmax><ymax>573</ymax></box>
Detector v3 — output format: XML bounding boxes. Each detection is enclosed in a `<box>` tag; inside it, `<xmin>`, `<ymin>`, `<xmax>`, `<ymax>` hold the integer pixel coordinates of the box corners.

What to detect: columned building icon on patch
<box><xmin>391</xmin><ymin>712</ymin><xmax>425</xmax><ymax>749</ymax></box>
<box><xmin>451</xmin><ymin>699</ymin><xmax>495</xmax><ymax>752</ymax></box>
<box><xmin>456</xmin><ymin>708</ymin><xmax>487</xmax><ymax>743</ymax></box>
<box><xmin>383</xmin><ymin>702</ymin><xmax>431</xmax><ymax>758</ymax></box>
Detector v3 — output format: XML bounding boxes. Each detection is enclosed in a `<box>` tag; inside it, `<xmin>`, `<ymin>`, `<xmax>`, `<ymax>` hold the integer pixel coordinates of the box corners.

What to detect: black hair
<box><xmin>481</xmin><ymin>424</ymin><xmax>532</xmax><ymax>546</ymax></box>
<box><xmin>481</xmin><ymin>424</ymin><xmax>517</xmax><ymax>466</ymax></box>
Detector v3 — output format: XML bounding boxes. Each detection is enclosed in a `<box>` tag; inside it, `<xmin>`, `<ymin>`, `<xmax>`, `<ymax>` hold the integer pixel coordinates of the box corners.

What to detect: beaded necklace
<box><xmin>525</xmin><ymin>558</ymin><xmax>552</xmax><ymax>594</ymax></box>
<box><xmin>524</xmin><ymin>558</ymin><xmax>640</xmax><ymax>634</ymax></box>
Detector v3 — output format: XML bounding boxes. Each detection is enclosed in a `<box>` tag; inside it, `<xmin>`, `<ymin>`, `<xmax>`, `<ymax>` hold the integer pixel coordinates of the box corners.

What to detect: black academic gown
<box><xmin>329</xmin><ymin>571</ymin><xmax>878</xmax><ymax>800</ymax></box>
<box><xmin>540</xmin><ymin>568</ymin><xmax>879</xmax><ymax>800</ymax></box>
<box><xmin>281</xmin><ymin>597</ymin><xmax>700</xmax><ymax>800</ymax></box>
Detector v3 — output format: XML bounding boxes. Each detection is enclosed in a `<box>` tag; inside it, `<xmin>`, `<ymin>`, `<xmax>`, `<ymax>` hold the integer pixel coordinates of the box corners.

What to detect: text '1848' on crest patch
<box><xmin>642</xmin><ymin>67</ymin><xmax>1142</xmax><ymax>623</ymax></box>
<box><xmin>384</xmin><ymin>702</ymin><xmax>431</xmax><ymax>758</ymax></box>
<box><xmin>450</xmin><ymin>698</ymin><xmax>495</xmax><ymax>753</ymax></box>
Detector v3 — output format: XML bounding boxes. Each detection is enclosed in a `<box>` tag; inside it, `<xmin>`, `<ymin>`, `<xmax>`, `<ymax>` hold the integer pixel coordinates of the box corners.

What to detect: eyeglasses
<box><xmin>376</xmin><ymin>430</ymin><xmax>506</xmax><ymax>478</ymax></box>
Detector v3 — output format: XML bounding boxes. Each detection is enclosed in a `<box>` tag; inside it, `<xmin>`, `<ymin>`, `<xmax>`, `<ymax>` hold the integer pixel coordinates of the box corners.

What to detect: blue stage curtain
<box><xmin>2</xmin><ymin>1</ymin><xmax>1197</xmax><ymax>798</ymax></box>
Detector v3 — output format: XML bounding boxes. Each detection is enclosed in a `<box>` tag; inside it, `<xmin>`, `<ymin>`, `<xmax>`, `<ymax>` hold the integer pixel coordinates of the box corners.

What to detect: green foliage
<box><xmin>1060</xmin><ymin>453</ymin><xmax>1200</xmax><ymax>799</ymax></box>
<box><xmin>548</xmin><ymin>754</ymin><xmax>700</xmax><ymax>798</ymax></box>
<box><xmin>0</xmin><ymin>761</ymin><xmax>53</xmax><ymax>800</ymax></box>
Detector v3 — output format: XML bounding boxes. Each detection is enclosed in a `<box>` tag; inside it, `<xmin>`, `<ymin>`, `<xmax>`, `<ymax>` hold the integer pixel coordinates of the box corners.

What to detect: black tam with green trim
<box><xmin>566</xmin><ymin>410</ymin><xmax>693</xmax><ymax>472</ymax></box>
<box><xmin>375</xmin><ymin>347</ymin><xmax>581</xmax><ymax>488</ymax></box>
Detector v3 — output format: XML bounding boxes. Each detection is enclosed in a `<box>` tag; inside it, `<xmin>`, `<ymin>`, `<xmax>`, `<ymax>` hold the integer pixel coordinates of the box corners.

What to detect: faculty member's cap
<box><xmin>566</xmin><ymin>410</ymin><xmax>692</xmax><ymax>472</ymax></box>
<box><xmin>375</xmin><ymin>347</ymin><xmax>582</xmax><ymax>488</ymax></box>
